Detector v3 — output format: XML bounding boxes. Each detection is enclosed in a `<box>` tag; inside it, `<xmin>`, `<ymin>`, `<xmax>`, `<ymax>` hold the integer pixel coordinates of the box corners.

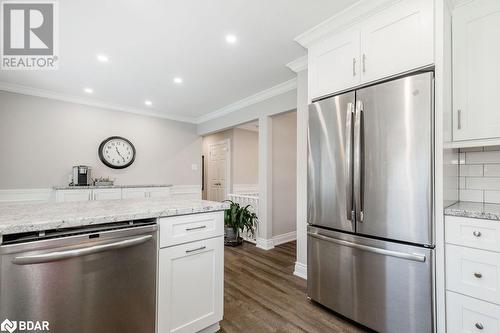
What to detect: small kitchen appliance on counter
<box><xmin>72</xmin><ymin>165</ymin><xmax>92</xmax><ymax>186</ymax></box>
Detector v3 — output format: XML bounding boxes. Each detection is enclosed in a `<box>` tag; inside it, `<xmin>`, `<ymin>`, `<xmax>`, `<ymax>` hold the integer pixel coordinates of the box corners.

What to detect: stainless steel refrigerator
<box><xmin>307</xmin><ymin>71</ymin><xmax>435</xmax><ymax>333</ymax></box>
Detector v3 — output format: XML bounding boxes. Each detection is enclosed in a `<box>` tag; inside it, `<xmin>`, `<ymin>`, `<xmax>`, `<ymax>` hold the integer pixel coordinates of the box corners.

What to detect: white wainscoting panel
<box><xmin>232</xmin><ymin>184</ymin><xmax>258</xmax><ymax>195</ymax></box>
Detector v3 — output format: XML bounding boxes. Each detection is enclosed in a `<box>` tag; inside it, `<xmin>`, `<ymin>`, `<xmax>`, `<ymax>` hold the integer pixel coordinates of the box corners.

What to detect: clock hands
<box><xmin>115</xmin><ymin>147</ymin><xmax>126</xmax><ymax>162</ymax></box>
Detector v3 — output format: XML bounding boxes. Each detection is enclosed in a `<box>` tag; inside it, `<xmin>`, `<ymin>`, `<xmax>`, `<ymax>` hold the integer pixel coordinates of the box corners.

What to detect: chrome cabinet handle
<box><xmin>354</xmin><ymin>101</ymin><xmax>364</xmax><ymax>222</ymax></box>
<box><xmin>185</xmin><ymin>246</ymin><xmax>206</xmax><ymax>254</ymax></box>
<box><xmin>362</xmin><ymin>54</ymin><xmax>366</xmax><ymax>73</ymax></box>
<box><xmin>308</xmin><ymin>232</ymin><xmax>426</xmax><ymax>262</ymax></box>
<box><xmin>12</xmin><ymin>235</ymin><xmax>153</xmax><ymax>265</ymax></box>
<box><xmin>474</xmin><ymin>272</ymin><xmax>483</xmax><ymax>279</ymax></box>
<box><xmin>186</xmin><ymin>225</ymin><xmax>207</xmax><ymax>231</ymax></box>
<box><xmin>457</xmin><ymin>109</ymin><xmax>462</xmax><ymax>130</ymax></box>
<box><xmin>352</xmin><ymin>58</ymin><xmax>357</xmax><ymax>76</ymax></box>
<box><xmin>473</xmin><ymin>230</ymin><xmax>482</xmax><ymax>237</ymax></box>
<box><xmin>345</xmin><ymin>103</ymin><xmax>354</xmax><ymax>221</ymax></box>
<box><xmin>475</xmin><ymin>322</ymin><xmax>484</xmax><ymax>330</ymax></box>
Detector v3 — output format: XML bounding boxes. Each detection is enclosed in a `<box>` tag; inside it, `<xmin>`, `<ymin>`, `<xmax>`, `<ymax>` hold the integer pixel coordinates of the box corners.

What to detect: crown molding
<box><xmin>0</xmin><ymin>81</ymin><xmax>197</xmax><ymax>124</ymax></box>
<box><xmin>196</xmin><ymin>78</ymin><xmax>297</xmax><ymax>124</ymax></box>
<box><xmin>294</xmin><ymin>0</ymin><xmax>398</xmax><ymax>48</ymax></box>
<box><xmin>286</xmin><ymin>56</ymin><xmax>308</xmax><ymax>73</ymax></box>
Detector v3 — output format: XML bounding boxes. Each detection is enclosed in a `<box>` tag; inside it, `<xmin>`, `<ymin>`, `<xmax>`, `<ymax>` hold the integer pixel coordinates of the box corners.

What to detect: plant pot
<box><xmin>224</xmin><ymin>227</ymin><xmax>242</xmax><ymax>246</ymax></box>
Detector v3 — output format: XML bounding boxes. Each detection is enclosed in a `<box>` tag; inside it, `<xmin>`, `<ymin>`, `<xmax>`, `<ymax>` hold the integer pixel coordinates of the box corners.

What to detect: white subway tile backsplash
<box><xmin>484</xmin><ymin>164</ymin><xmax>500</xmax><ymax>177</ymax></box>
<box><xmin>459</xmin><ymin>189</ymin><xmax>484</xmax><ymax>202</ymax></box>
<box><xmin>466</xmin><ymin>177</ymin><xmax>500</xmax><ymax>191</ymax></box>
<box><xmin>466</xmin><ymin>151</ymin><xmax>500</xmax><ymax>164</ymax></box>
<box><xmin>459</xmin><ymin>164</ymin><xmax>483</xmax><ymax>177</ymax></box>
<box><xmin>485</xmin><ymin>191</ymin><xmax>500</xmax><ymax>204</ymax></box>
<box><xmin>458</xmin><ymin>146</ymin><xmax>500</xmax><ymax>203</ymax></box>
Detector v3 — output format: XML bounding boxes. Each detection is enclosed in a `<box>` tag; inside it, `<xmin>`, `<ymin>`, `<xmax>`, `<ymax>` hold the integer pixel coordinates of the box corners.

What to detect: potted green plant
<box><xmin>223</xmin><ymin>200</ymin><xmax>258</xmax><ymax>246</ymax></box>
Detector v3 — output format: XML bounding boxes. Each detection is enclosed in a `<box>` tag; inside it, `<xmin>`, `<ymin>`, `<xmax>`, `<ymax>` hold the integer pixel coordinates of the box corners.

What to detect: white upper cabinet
<box><xmin>360</xmin><ymin>0</ymin><xmax>433</xmax><ymax>83</ymax></box>
<box><xmin>453</xmin><ymin>0</ymin><xmax>500</xmax><ymax>142</ymax></box>
<box><xmin>307</xmin><ymin>0</ymin><xmax>434</xmax><ymax>100</ymax></box>
<box><xmin>309</xmin><ymin>29</ymin><xmax>360</xmax><ymax>99</ymax></box>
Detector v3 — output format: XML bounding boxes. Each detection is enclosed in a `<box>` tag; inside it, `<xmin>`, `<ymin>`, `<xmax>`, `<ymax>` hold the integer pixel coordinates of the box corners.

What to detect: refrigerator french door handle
<box><xmin>345</xmin><ymin>103</ymin><xmax>354</xmax><ymax>221</ymax></box>
<box><xmin>354</xmin><ymin>101</ymin><xmax>364</xmax><ymax>222</ymax></box>
<box><xmin>308</xmin><ymin>231</ymin><xmax>427</xmax><ymax>263</ymax></box>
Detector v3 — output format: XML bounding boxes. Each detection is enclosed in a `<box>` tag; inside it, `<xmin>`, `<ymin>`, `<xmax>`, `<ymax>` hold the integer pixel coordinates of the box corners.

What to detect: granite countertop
<box><xmin>0</xmin><ymin>198</ymin><xmax>229</xmax><ymax>237</ymax></box>
<box><xmin>444</xmin><ymin>201</ymin><xmax>500</xmax><ymax>221</ymax></box>
<box><xmin>53</xmin><ymin>184</ymin><xmax>173</xmax><ymax>190</ymax></box>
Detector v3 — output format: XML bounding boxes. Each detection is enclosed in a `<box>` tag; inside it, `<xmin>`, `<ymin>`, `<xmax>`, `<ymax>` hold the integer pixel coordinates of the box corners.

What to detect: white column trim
<box><xmin>257</xmin><ymin>116</ymin><xmax>273</xmax><ymax>250</ymax></box>
<box><xmin>293</xmin><ymin>262</ymin><xmax>307</xmax><ymax>280</ymax></box>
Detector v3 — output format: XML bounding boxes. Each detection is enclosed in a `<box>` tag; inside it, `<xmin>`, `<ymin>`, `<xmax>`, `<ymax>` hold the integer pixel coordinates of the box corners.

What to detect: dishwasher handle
<box><xmin>12</xmin><ymin>235</ymin><xmax>153</xmax><ymax>265</ymax></box>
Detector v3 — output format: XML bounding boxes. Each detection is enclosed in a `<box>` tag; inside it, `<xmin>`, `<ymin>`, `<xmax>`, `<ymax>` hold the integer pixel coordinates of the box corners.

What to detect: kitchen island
<box><xmin>0</xmin><ymin>198</ymin><xmax>229</xmax><ymax>333</ymax></box>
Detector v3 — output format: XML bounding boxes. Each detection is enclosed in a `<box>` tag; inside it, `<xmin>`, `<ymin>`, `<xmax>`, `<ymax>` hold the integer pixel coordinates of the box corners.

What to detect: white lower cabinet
<box><xmin>158</xmin><ymin>236</ymin><xmax>223</xmax><ymax>333</ymax></box>
<box><xmin>55</xmin><ymin>189</ymin><xmax>92</xmax><ymax>202</ymax></box>
<box><xmin>121</xmin><ymin>187</ymin><xmax>149</xmax><ymax>199</ymax></box>
<box><xmin>447</xmin><ymin>291</ymin><xmax>500</xmax><ymax>333</ymax></box>
<box><xmin>92</xmin><ymin>188</ymin><xmax>122</xmax><ymax>201</ymax></box>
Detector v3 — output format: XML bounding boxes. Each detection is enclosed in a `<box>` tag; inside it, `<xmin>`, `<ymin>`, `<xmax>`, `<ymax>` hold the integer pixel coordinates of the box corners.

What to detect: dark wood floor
<box><xmin>220</xmin><ymin>241</ymin><xmax>369</xmax><ymax>333</ymax></box>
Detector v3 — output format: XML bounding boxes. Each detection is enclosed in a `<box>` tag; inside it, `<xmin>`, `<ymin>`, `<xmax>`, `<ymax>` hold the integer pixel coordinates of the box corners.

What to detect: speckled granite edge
<box><xmin>444</xmin><ymin>201</ymin><xmax>500</xmax><ymax>221</ymax></box>
<box><xmin>53</xmin><ymin>184</ymin><xmax>174</xmax><ymax>190</ymax></box>
<box><xmin>0</xmin><ymin>198</ymin><xmax>229</xmax><ymax>236</ymax></box>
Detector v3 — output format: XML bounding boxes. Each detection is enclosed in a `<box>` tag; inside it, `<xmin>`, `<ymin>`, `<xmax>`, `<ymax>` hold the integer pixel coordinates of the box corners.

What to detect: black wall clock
<box><xmin>98</xmin><ymin>136</ymin><xmax>136</xmax><ymax>169</ymax></box>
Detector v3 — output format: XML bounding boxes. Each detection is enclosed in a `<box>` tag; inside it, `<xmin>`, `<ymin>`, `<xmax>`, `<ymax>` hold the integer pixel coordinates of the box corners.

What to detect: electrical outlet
<box><xmin>191</xmin><ymin>164</ymin><xmax>198</xmax><ymax>171</ymax></box>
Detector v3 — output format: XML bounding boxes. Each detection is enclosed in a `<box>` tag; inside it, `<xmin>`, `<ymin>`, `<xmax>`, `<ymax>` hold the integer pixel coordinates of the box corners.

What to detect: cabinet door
<box><xmin>158</xmin><ymin>237</ymin><xmax>223</xmax><ymax>333</ymax></box>
<box><xmin>121</xmin><ymin>187</ymin><xmax>149</xmax><ymax>199</ymax></box>
<box><xmin>308</xmin><ymin>28</ymin><xmax>360</xmax><ymax>99</ymax></box>
<box><xmin>360</xmin><ymin>0</ymin><xmax>433</xmax><ymax>84</ymax></box>
<box><xmin>148</xmin><ymin>187</ymin><xmax>171</xmax><ymax>198</ymax></box>
<box><xmin>447</xmin><ymin>291</ymin><xmax>500</xmax><ymax>333</ymax></box>
<box><xmin>453</xmin><ymin>0</ymin><xmax>500</xmax><ymax>141</ymax></box>
<box><xmin>92</xmin><ymin>188</ymin><xmax>122</xmax><ymax>201</ymax></box>
<box><xmin>55</xmin><ymin>189</ymin><xmax>92</xmax><ymax>202</ymax></box>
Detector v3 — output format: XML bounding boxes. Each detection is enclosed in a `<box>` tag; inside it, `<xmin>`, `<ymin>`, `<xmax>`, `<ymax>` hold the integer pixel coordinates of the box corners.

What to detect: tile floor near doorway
<box><xmin>221</xmin><ymin>242</ymin><xmax>369</xmax><ymax>333</ymax></box>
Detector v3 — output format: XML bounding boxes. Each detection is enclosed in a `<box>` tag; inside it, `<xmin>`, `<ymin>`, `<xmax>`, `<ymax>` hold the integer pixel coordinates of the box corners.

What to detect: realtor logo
<box><xmin>0</xmin><ymin>319</ymin><xmax>17</xmax><ymax>333</ymax></box>
<box><xmin>1</xmin><ymin>0</ymin><xmax>59</xmax><ymax>70</ymax></box>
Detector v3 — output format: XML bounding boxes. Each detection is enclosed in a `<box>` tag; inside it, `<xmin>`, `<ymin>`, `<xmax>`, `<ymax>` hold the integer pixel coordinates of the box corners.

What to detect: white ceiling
<box><xmin>0</xmin><ymin>0</ymin><xmax>358</xmax><ymax>122</ymax></box>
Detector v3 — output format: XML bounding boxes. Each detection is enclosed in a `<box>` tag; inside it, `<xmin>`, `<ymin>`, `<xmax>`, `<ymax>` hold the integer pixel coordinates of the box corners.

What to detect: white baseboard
<box><xmin>294</xmin><ymin>262</ymin><xmax>307</xmax><ymax>280</ymax></box>
<box><xmin>0</xmin><ymin>188</ymin><xmax>53</xmax><ymax>203</ymax></box>
<box><xmin>256</xmin><ymin>237</ymin><xmax>275</xmax><ymax>250</ymax></box>
<box><xmin>256</xmin><ymin>231</ymin><xmax>296</xmax><ymax>250</ymax></box>
<box><xmin>272</xmin><ymin>231</ymin><xmax>297</xmax><ymax>246</ymax></box>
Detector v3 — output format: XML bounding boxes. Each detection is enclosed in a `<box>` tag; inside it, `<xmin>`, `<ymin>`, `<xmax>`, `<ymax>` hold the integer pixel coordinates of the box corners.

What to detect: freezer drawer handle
<box><xmin>11</xmin><ymin>235</ymin><xmax>153</xmax><ymax>265</ymax></box>
<box><xmin>308</xmin><ymin>232</ymin><xmax>426</xmax><ymax>263</ymax></box>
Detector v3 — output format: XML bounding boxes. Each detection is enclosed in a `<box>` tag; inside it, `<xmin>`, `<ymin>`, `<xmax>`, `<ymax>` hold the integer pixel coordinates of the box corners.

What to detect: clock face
<box><xmin>98</xmin><ymin>136</ymin><xmax>136</xmax><ymax>169</ymax></box>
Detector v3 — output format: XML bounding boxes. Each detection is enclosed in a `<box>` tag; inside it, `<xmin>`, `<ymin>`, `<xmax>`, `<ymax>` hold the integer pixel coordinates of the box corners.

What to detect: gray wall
<box><xmin>272</xmin><ymin>111</ymin><xmax>297</xmax><ymax>236</ymax></box>
<box><xmin>0</xmin><ymin>91</ymin><xmax>202</xmax><ymax>189</ymax></box>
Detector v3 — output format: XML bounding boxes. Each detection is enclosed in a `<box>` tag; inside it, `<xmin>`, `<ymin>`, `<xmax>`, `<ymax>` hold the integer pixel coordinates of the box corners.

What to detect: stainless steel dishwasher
<box><xmin>0</xmin><ymin>219</ymin><xmax>157</xmax><ymax>333</ymax></box>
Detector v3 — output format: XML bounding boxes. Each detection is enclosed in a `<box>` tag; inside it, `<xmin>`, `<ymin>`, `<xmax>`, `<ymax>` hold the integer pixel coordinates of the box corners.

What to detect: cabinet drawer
<box><xmin>446</xmin><ymin>216</ymin><xmax>500</xmax><ymax>252</ymax></box>
<box><xmin>159</xmin><ymin>212</ymin><xmax>223</xmax><ymax>248</ymax></box>
<box><xmin>447</xmin><ymin>291</ymin><xmax>500</xmax><ymax>333</ymax></box>
<box><xmin>446</xmin><ymin>244</ymin><xmax>500</xmax><ymax>305</ymax></box>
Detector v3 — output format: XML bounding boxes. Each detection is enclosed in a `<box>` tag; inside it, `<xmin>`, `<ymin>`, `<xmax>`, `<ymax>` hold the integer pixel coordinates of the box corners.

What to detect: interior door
<box><xmin>355</xmin><ymin>72</ymin><xmax>433</xmax><ymax>245</ymax></box>
<box><xmin>308</xmin><ymin>91</ymin><xmax>356</xmax><ymax>232</ymax></box>
<box><xmin>208</xmin><ymin>140</ymin><xmax>229</xmax><ymax>202</ymax></box>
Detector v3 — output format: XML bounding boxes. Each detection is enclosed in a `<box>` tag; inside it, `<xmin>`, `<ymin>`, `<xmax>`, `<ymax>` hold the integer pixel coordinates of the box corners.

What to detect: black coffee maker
<box><xmin>72</xmin><ymin>166</ymin><xmax>92</xmax><ymax>186</ymax></box>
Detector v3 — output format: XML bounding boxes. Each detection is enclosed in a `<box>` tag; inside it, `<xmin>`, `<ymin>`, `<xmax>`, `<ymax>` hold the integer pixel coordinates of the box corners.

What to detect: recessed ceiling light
<box><xmin>225</xmin><ymin>34</ymin><xmax>237</xmax><ymax>44</ymax></box>
<box><xmin>97</xmin><ymin>54</ymin><xmax>109</xmax><ymax>63</ymax></box>
<box><xmin>84</xmin><ymin>88</ymin><xmax>93</xmax><ymax>94</ymax></box>
<box><xmin>144</xmin><ymin>100</ymin><xmax>152</xmax><ymax>106</ymax></box>
<box><xmin>173</xmin><ymin>77</ymin><xmax>183</xmax><ymax>84</ymax></box>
